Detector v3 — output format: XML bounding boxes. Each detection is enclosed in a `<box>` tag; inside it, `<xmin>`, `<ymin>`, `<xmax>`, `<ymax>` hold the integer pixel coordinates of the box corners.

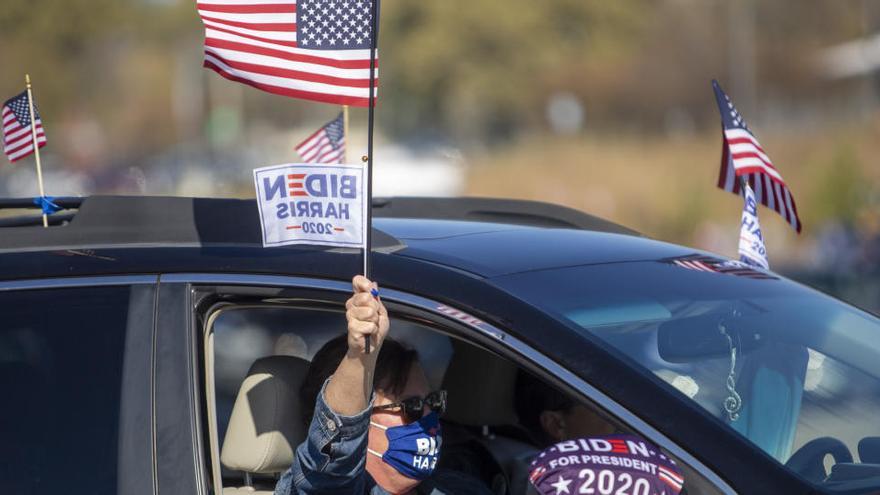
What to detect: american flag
<box><xmin>666</xmin><ymin>254</ymin><xmax>777</xmax><ymax>280</ymax></box>
<box><xmin>712</xmin><ymin>80</ymin><xmax>802</xmax><ymax>233</ymax></box>
<box><xmin>197</xmin><ymin>0</ymin><xmax>378</xmax><ymax>107</ymax></box>
<box><xmin>295</xmin><ymin>112</ymin><xmax>345</xmax><ymax>163</ymax></box>
<box><xmin>3</xmin><ymin>91</ymin><xmax>47</xmax><ymax>163</ymax></box>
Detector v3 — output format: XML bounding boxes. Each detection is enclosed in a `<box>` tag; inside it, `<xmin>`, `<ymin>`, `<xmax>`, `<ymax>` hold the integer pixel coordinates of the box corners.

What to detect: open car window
<box><xmin>201</xmin><ymin>295</ymin><xmax>726</xmax><ymax>495</ymax></box>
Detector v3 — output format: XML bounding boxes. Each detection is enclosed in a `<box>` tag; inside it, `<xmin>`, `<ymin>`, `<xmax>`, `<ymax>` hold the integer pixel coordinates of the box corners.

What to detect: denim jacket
<box><xmin>274</xmin><ymin>380</ymin><xmax>494</xmax><ymax>495</ymax></box>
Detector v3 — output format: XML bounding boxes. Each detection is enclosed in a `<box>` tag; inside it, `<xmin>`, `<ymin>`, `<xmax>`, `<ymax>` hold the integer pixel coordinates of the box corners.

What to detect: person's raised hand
<box><xmin>345</xmin><ymin>275</ymin><xmax>389</xmax><ymax>356</ymax></box>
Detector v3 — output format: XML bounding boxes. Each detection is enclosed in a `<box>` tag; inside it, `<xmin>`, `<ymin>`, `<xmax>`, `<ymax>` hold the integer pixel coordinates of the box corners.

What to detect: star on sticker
<box><xmin>550</xmin><ymin>475</ymin><xmax>572</xmax><ymax>495</ymax></box>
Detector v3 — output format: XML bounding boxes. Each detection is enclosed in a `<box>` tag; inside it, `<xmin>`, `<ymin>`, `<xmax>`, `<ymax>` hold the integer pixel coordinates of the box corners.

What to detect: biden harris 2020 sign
<box><xmin>253</xmin><ymin>163</ymin><xmax>366</xmax><ymax>248</ymax></box>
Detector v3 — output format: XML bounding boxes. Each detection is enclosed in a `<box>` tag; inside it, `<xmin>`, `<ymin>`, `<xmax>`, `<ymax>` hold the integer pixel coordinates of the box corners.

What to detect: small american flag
<box><xmin>712</xmin><ymin>80</ymin><xmax>802</xmax><ymax>233</ymax></box>
<box><xmin>3</xmin><ymin>91</ymin><xmax>47</xmax><ymax>163</ymax></box>
<box><xmin>295</xmin><ymin>112</ymin><xmax>345</xmax><ymax>163</ymax></box>
<box><xmin>666</xmin><ymin>254</ymin><xmax>777</xmax><ymax>280</ymax></box>
<box><xmin>197</xmin><ymin>0</ymin><xmax>378</xmax><ymax>107</ymax></box>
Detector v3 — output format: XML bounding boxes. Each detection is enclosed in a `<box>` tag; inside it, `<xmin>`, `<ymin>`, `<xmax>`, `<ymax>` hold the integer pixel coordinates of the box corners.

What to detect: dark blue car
<box><xmin>1</xmin><ymin>196</ymin><xmax>878</xmax><ymax>495</ymax></box>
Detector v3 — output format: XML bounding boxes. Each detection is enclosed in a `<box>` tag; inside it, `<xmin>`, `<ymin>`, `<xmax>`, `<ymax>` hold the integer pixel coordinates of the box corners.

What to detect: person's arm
<box><xmin>325</xmin><ymin>275</ymin><xmax>390</xmax><ymax>414</ymax></box>
<box><xmin>274</xmin><ymin>275</ymin><xmax>389</xmax><ymax>495</ymax></box>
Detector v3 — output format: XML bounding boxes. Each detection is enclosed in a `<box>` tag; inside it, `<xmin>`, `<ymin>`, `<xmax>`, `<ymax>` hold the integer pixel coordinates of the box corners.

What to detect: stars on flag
<box><xmin>297</xmin><ymin>0</ymin><xmax>372</xmax><ymax>48</ymax></box>
<box><xmin>2</xmin><ymin>91</ymin><xmax>47</xmax><ymax>163</ymax></box>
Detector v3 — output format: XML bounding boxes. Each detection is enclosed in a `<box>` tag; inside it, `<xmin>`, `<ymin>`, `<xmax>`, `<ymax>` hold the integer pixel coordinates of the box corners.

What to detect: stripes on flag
<box><xmin>713</xmin><ymin>80</ymin><xmax>802</xmax><ymax>233</ymax></box>
<box><xmin>667</xmin><ymin>254</ymin><xmax>778</xmax><ymax>280</ymax></box>
<box><xmin>197</xmin><ymin>0</ymin><xmax>378</xmax><ymax>107</ymax></box>
<box><xmin>295</xmin><ymin>112</ymin><xmax>345</xmax><ymax>163</ymax></box>
<box><xmin>658</xmin><ymin>466</ymin><xmax>684</xmax><ymax>493</ymax></box>
<box><xmin>3</xmin><ymin>91</ymin><xmax>47</xmax><ymax>163</ymax></box>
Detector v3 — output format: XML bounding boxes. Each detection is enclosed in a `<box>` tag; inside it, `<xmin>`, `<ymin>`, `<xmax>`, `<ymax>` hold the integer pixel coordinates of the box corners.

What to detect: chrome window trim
<box><xmin>166</xmin><ymin>272</ymin><xmax>735</xmax><ymax>495</ymax></box>
<box><xmin>0</xmin><ymin>275</ymin><xmax>158</xmax><ymax>291</ymax></box>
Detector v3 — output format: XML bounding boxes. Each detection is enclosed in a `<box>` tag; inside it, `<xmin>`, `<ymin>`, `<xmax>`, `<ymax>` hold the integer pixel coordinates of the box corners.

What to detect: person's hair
<box><xmin>514</xmin><ymin>369</ymin><xmax>574</xmax><ymax>446</ymax></box>
<box><xmin>300</xmin><ymin>334</ymin><xmax>419</xmax><ymax>428</ymax></box>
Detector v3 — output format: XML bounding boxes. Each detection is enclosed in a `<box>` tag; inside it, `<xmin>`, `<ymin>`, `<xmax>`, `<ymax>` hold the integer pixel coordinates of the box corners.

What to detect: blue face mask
<box><xmin>368</xmin><ymin>411</ymin><xmax>442</xmax><ymax>480</ymax></box>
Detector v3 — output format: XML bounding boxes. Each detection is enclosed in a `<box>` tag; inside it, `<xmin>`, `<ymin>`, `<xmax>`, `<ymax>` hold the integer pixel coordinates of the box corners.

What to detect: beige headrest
<box><xmin>221</xmin><ymin>356</ymin><xmax>310</xmax><ymax>474</ymax></box>
<box><xmin>442</xmin><ymin>340</ymin><xmax>519</xmax><ymax>426</ymax></box>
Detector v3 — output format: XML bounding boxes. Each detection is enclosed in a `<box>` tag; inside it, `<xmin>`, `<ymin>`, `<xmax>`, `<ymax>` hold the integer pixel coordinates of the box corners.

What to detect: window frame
<box><xmin>169</xmin><ymin>272</ymin><xmax>736</xmax><ymax>495</ymax></box>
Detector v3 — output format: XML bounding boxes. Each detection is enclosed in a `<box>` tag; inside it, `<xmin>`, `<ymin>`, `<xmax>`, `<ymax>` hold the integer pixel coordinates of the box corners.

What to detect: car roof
<box><xmin>375</xmin><ymin>217</ymin><xmax>691</xmax><ymax>277</ymax></box>
<box><xmin>0</xmin><ymin>195</ymin><xmax>693</xmax><ymax>278</ymax></box>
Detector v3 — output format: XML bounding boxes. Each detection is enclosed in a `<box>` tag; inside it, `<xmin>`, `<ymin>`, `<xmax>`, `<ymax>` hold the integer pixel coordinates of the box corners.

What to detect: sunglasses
<box><xmin>372</xmin><ymin>390</ymin><xmax>447</xmax><ymax>422</ymax></box>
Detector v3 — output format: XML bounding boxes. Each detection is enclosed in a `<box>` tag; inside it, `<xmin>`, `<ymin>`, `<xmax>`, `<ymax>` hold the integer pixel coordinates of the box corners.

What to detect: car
<box><xmin>1</xmin><ymin>195</ymin><xmax>878</xmax><ymax>495</ymax></box>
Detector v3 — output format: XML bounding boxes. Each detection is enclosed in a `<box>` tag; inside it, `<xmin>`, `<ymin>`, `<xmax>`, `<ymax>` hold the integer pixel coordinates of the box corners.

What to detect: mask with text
<box><xmin>368</xmin><ymin>411</ymin><xmax>442</xmax><ymax>480</ymax></box>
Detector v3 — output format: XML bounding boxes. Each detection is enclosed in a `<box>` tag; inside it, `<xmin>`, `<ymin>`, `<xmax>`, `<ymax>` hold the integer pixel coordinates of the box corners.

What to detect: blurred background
<box><xmin>0</xmin><ymin>0</ymin><xmax>877</xmax><ymax>310</ymax></box>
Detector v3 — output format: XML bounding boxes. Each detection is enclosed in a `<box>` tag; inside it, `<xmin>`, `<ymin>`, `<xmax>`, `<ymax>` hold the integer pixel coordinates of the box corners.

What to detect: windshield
<box><xmin>493</xmin><ymin>256</ymin><xmax>880</xmax><ymax>491</ymax></box>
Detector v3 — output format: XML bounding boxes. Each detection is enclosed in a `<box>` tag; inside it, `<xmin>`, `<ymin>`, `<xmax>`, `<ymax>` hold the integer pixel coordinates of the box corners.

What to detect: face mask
<box><xmin>368</xmin><ymin>411</ymin><xmax>442</xmax><ymax>480</ymax></box>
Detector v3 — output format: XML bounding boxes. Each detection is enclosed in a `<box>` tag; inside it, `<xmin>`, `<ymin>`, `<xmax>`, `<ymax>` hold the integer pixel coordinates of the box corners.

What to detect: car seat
<box><xmin>220</xmin><ymin>356</ymin><xmax>310</xmax><ymax>494</ymax></box>
<box><xmin>728</xmin><ymin>342</ymin><xmax>808</xmax><ymax>462</ymax></box>
<box><xmin>441</xmin><ymin>340</ymin><xmax>540</xmax><ymax>495</ymax></box>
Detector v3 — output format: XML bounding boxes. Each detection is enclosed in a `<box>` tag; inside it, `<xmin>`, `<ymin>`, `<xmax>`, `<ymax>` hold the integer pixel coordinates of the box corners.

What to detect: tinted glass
<box><xmin>0</xmin><ymin>287</ymin><xmax>133</xmax><ymax>493</ymax></box>
<box><xmin>493</xmin><ymin>260</ymin><xmax>880</xmax><ymax>492</ymax></box>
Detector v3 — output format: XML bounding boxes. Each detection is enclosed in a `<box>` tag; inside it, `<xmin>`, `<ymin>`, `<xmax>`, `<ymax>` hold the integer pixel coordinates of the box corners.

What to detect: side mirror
<box><xmin>657</xmin><ymin>313</ymin><xmax>764</xmax><ymax>363</ymax></box>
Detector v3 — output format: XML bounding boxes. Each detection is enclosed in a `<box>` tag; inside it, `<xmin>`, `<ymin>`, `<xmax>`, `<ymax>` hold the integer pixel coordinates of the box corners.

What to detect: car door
<box><xmin>160</xmin><ymin>273</ymin><xmax>735</xmax><ymax>495</ymax></box>
<box><xmin>0</xmin><ymin>275</ymin><xmax>157</xmax><ymax>495</ymax></box>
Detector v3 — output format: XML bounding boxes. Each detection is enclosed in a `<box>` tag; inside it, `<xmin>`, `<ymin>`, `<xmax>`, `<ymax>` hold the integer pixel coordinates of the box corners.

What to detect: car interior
<box><xmin>202</xmin><ymin>303</ymin><xmax>723</xmax><ymax>495</ymax></box>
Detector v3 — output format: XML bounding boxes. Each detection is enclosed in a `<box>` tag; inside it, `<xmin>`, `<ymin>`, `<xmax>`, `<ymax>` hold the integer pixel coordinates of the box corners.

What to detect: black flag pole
<box><xmin>363</xmin><ymin>0</ymin><xmax>380</xmax><ymax>353</ymax></box>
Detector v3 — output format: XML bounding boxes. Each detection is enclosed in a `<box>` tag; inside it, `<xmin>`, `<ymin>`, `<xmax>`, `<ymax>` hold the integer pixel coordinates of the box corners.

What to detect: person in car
<box><xmin>274</xmin><ymin>275</ymin><xmax>493</xmax><ymax>495</ymax></box>
<box><xmin>514</xmin><ymin>370</ymin><xmax>617</xmax><ymax>448</ymax></box>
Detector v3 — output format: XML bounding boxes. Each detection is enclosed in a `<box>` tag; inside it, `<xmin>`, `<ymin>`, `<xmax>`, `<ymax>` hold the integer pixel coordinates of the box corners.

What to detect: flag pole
<box><xmin>343</xmin><ymin>105</ymin><xmax>349</xmax><ymax>163</ymax></box>
<box><xmin>361</xmin><ymin>0</ymin><xmax>379</xmax><ymax>354</ymax></box>
<box><xmin>25</xmin><ymin>74</ymin><xmax>48</xmax><ymax>228</ymax></box>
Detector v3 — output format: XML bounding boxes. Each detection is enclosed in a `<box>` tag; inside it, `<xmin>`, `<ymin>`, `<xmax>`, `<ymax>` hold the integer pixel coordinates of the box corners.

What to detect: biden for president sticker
<box><xmin>254</xmin><ymin>163</ymin><xmax>366</xmax><ymax>248</ymax></box>
<box><xmin>528</xmin><ymin>435</ymin><xmax>685</xmax><ymax>495</ymax></box>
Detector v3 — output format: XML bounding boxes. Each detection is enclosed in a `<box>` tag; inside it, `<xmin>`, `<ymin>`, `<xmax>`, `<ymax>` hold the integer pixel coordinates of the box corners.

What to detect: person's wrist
<box><xmin>345</xmin><ymin>347</ymin><xmax>378</xmax><ymax>364</ymax></box>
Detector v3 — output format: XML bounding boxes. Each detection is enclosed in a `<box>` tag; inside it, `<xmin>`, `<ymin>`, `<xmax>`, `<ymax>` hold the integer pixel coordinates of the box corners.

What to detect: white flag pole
<box><xmin>343</xmin><ymin>105</ymin><xmax>349</xmax><ymax>164</ymax></box>
<box><xmin>25</xmin><ymin>74</ymin><xmax>48</xmax><ymax>228</ymax></box>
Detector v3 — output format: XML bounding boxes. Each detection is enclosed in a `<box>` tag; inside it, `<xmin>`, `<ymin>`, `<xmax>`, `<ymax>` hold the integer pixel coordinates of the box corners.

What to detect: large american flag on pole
<box><xmin>712</xmin><ymin>80</ymin><xmax>802</xmax><ymax>233</ymax></box>
<box><xmin>3</xmin><ymin>91</ymin><xmax>47</xmax><ymax>163</ymax></box>
<box><xmin>197</xmin><ymin>0</ymin><xmax>378</xmax><ymax>107</ymax></box>
<box><xmin>295</xmin><ymin>112</ymin><xmax>344</xmax><ymax>163</ymax></box>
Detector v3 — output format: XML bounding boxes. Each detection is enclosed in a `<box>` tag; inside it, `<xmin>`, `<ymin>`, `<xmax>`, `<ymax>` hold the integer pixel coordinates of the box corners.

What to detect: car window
<box><xmin>0</xmin><ymin>286</ymin><xmax>143</xmax><ymax>494</ymax></box>
<box><xmin>493</xmin><ymin>260</ymin><xmax>880</xmax><ymax>492</ymax></box>
<box><xmin>204</xmin><ymin>299</ymin><xmax>725</xmax><ymax>495</ymax></box>
<box><xmin>205</xmin><ymin>305</ymin><xmax>455</xmax><ymax>492</ymax></box>
<box><xmin>211</xmin><ymin>306</ymin><xmax>454</xmax><ymax>444</ymax></box>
